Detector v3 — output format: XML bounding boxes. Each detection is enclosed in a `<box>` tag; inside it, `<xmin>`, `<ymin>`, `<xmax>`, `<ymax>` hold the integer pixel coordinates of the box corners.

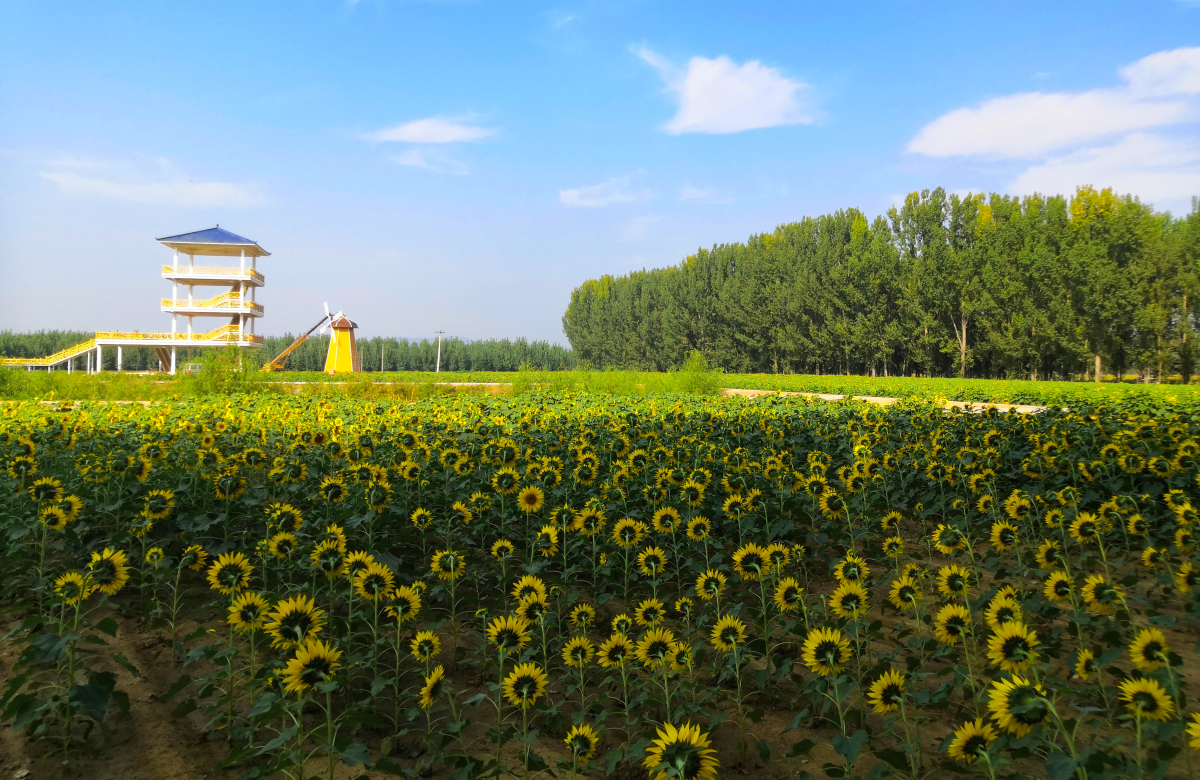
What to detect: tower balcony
<box><xmin>162</xmin><ymin>290</ymin><xmax>263</xmax><ymax>316</ymax></box>
<box><xmin>162</xmin><ymin>265</ymin><xmax>264</xmax><ymax>286</ymax></box>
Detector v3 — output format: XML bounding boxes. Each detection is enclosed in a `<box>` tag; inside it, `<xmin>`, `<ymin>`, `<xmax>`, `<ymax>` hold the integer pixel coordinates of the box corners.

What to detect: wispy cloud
<box><xmin>393</xmin><ymin>149</ymin><xmax>470</xmax><ymax>175</ymax></box>
<box><xmin>633</xmin><ymin>45</ymin><xmax>814</xmax><ymax>135</ymax></box>
<box><xmin>559</xmin><ymin>175</ymin><xmax>655</xmax><ymax>207</ymax></box>
<box><xmin>622</xmin><ymin>215</ymin><xmax>662</xmax><ymax>241</ymax></box>
<box><xmin>909</xmin><ymin>47</ymin><xmax>1200</xmax><ymax>207</ymax></box>
<box><xmin>909</xmin><ymin>47</ymin><xmax>1200</xmax><ymax>158</ymax></box>
<box><xmin>39</xmin><ymin>156</ymin><xmax>264</xmax><ymax>207</ymax></box>
<box><xmin>679</xmin><ymin>185</ymin><xmax>733</xmax><ymax>205</ymax></box>
<box><xmin>546</xmin><ymin>9</ymin><xmax>575</xmax><ymax>29</ymax></box>
<box><xmin>369</xmin><ymin>115</ymin><xmax>494</xmax><ymax>144</ymax></box>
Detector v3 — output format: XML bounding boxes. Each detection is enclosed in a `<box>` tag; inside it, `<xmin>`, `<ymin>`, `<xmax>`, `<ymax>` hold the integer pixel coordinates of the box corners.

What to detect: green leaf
<box><xmin>755</xmin><ymin>739</ymin><xmax>772</xmax><ymax>765</ymax></box>
<box><xmin>171</xmin><ymin>698</ymin><xmax>198</xmax><ymax>718</ymax></box>
<box><xmin>1045</xmin><ymin>750</ymin><xmax>1077</xmax><ymax>780</ymax></box>
<box><xmin>341</xmin><ymin>743</ymin><xmax>372</xmax><ymax>767</ymax></box>
<box><xmin>96</xmin><ymin>617</ymin><xmax>120</xmax><ymax>637</ymax></box>
<box><xmin>605</xmin><ymin>747</ymin><xmax>624</xmax><ymax>775</ymax></box>
<box><xmin>160</xmin><ymin>674</ymin><xmax>192</xmax><ymax>702</ymax></box>
<box><xmin>831</xmin><ymin>729</ymin><xmax>869</xmax><ymax>767</ymax></box>
<box><xmin>256</xmin><ymin>725</ymin><xmax>298</xmax><ymax>754</ymax></box>
<box><xmin>111</xmin><ymin>651</ymin><xmax>141</xmax><ymax>678</ymax></box>
<box><xmin>247</xmin><ymin>692</ymin><xmax>278</xmax><ymax>718</ymax></box>
<box><xmin>787</xmin><ymin>740</ymin><xmax>816</xmax><ymax>758</ymax></box>
<box><xmin>68</xmin><ymin>680</ymin><xmax>111</xmax><ymax>722</ymax></box>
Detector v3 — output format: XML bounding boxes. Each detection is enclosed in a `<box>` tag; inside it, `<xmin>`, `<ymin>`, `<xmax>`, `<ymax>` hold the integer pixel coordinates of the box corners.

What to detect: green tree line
<box><xmin>1</xmin><ymin>331</ymin><xmax>576</xmax><ymax>373</ymax></box>
<box><xmin>563</xmin><ymin>187</ymin><xmax>1200</xmax><ymax>381</ymax></box>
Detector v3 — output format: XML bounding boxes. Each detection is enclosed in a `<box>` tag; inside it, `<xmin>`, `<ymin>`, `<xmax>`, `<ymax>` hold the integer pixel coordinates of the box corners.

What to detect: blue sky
<box><xmin>2</xmin><ymin>0</ymin><xmax>1199</xmax><ymax>343</ymax></box>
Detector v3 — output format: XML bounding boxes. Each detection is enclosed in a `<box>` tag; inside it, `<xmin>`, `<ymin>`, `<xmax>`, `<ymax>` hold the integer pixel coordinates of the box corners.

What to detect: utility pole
<box><xmin>435</xmin><ymin>331</ymin><xmax>446</xmax><ymax>373</ymax></box>
<box><xmin>381</xmin><ymin>340</ymin><xmax>385</xmax><ymax>372</ymax></box>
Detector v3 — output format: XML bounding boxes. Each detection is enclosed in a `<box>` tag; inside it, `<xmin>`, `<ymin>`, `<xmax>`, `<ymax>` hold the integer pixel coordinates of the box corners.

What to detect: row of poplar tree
<box><xmin>562</xmin><ymin>186</ymin><xmax>1200</xmax><ymax>381</ymax></box>
<box><xmin>0</xmin><ymin>333</ymin><xmax>576</xmax><ymax>373</ymax></box>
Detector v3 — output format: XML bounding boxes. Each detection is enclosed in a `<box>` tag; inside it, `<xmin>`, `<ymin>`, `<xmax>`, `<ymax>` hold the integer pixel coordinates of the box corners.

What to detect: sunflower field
<box><xmin>2</xmin><ymin>391</ymin><xmax>1199</xmax><ymax>780</ymax></box>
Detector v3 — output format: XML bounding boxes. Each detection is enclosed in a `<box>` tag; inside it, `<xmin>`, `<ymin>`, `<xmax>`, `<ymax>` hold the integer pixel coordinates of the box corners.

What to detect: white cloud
<box><xmin>622</xmin><ymin>215</ymin><xmax>662</xmax><ymax>241</ymax></box>
<box><xmin>369</xmin><ymin>116</ymin><xmax>493</xmax><ymax>144</ymax></box>
<box><xmin>546</xmin><ymin>9</ymin><xmax>575</xmax><ymax>28</ymax></box>
<box><xmin>393</xmin><ymin>149</ymin><xmax>470</xmax><ymax>175</ymax></box>
<box><xmin>679</xmin><ymin>185</ymin><xmax>733</xmax><ymax>205</ymax></box>
<box><xmin>559</xmin><ymin>176</ymin><xmax>654</xmax><ymax>207</ymax></box>
<box><xmin>909</xmin><ymin>47</ymin><xmax>1200</xmax><ymax>158</ymax></box>
<box><xmin>633</xmin><ymin>45</ymin><xmax>813</xmax><ymax>135</ymax></box>
<box><xmin>1010</xmin><ymin>133</ymin><xmax>1200</xmax><ymax>205</ymax></box>
<box><xmin>39</xmin><ymin>156</ymin><xmax>263</xmax><ymax>207</ymax></box>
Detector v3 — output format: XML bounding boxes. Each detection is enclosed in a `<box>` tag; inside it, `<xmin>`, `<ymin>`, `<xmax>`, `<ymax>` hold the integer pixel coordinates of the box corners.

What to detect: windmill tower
<box><xmin>323</xmin><ymin>304</ymin><xmax>360</xmax><ymax>374</ymax></box>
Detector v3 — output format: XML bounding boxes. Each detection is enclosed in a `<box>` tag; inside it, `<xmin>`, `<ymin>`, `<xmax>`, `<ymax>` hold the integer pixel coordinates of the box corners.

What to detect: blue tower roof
<box><xmin>157</xmin><ymin>225</ymin><xmax>270</xmax><ymax>257</ymax></box>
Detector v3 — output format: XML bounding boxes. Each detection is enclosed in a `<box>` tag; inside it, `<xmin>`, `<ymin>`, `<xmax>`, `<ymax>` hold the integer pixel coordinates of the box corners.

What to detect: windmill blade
<box><xmin>319</xmin><ymin>302</ymin><xmax>331</xmax><ymax>335</ymax></box>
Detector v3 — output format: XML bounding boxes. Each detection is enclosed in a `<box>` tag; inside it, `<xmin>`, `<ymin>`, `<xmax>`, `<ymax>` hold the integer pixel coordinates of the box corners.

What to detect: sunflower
<box><xmin>1188</xmin><ymin>712</ymin><xmax>1200</xmax><ymax>751</ymax></box>
<box><xmin>732</xmin><ymin>543</ymin><xmax>768</xmax><ymax>580</ymax></box>
<box><xmin>515</xmin><ymin>593</ymin><xmax>549</xmax><ymax>622</ymax></box>
<box><xmin>487</xmin><ymin>615</ymin><xmax>532</xmax><ymax>654</ymax></box>
<box><xmin>933</xmin><ymin>604</ymin><xmax>972</xmax><ymax>645</ymax></box>
<box><xmin>342</xmin><ymin>550</ymin><xmax>375</xmax><ymax>581</ymax></box>
<box><xmin>710</xmin><ymin>614</ymin><xmax>748</xmax><ymax>653</ymax></box>
<box><xmin>636</xmin><ymin>627</ymin><xmax>678</xmax><ymax>667</ymax></box>
<box><xmin>642</xmin><ymin>722</ymin><xmax>719</xmax><ymax>780</ymax></box>
<box><xmin>228</xmin><ymin>592</ymin><xmax>270</xmax><ymax>634</ymax></box>
<box><xmin>87</xmin><ymin>548</ymin><xmax>130</xmax><ymax>596</ymax></box>
<box><xmin>1043</xmin><ymin>508</ymin><xmax>1064</xmax><ymax>529</ymax></box>
<box><xmin>1075</xmin><ymin>649</ymin><xmax>1097</xmax><ymax>681</ymax></box>
<box><xmin>411</xmin><ymin>630</ymin><xmax>442</xmax><ymax>662</ymax></box>
<box><xmin>562</xmin><ymin>636</ymin><xmax>595</xmax><ymax>669</ymax></box>
<box><xmin>829</xmin><ymin>581</ymin><xmax>870</xmax><ymax>619</ymax></box>
<box><xmin>817</xmin><ymin>487</ymin><xmax>846</xmax><ymax>519</ymax></box>
<box><xmin>354</xmin><ymin>561</ymin><xmax>395</xmax><ymax>601</ymax></box>
<box><xmin>431</xmin><ymin>550</ymin><xmax>466</xmax><ymax>582</ymax></box>
<box><xmin>1043</xmin><ymin>571</ymin><xmax>1074</xmax><ymax>604</ymax></box>
<box><xmin>881</xmin><ymin>536</ymin><xmax>905</xmax><ymax>558</ymax></box>
<box><xmin>213</xmin><ymin>471</ymin><xmax>247</xmax><ymax>501</ymax></box>
<box><xmin>1034</xmin><ymin>540</ymin><xmax>1061</xmax><ymax>570</ymax></box>
<box><xmin>947</xmin><ymin>718</ymin><xmax>997</xmax><ymax>764</ymax></box>
<box><xmin>572</xmin><ymin>507</ymin><xmax>606</xmax><ymax>536</ymax></box>
<box><xmin>1118</xmin><ymin>677</ymin><xmax>1175</xmax><ymax>722</ymax></box>
<box><xmin>513</xmin><ymin>576</ymin><xmax>548</xmax><ymax>603</ymax></box>
<box><xmin>386</xmin><ymin>585</ymin><xmax>422</xmax><ymax>624</ymax></box>
<box><xmin>29</xmin><ymin>476</ymin><xmax>64</xmax><ymax>504</ymax></box>
<box><xmin>635</xmin><ymin>597</ymin><xmax>666</xmax><ymax>627</ymax></box>
<box><xmin>868</xmin><ymin>669</ymin><xmax>905</xmax><ymax>714</ymax></box>
<box><xmin>1125</xmin><ymin>514</ymin><xmax>1149</xmax><ymax>537</ymax></box>
<box><xmin>990</xmin><ymin>521</ymin><xmax>1019</xmax><ymax>552</ymax></box>
<box><xmin>419</xmin><ymin>665</ymin><xmax>446</xmax><ymax>709</ymax></box>
<box><xmin>503</xmin><ymin>662</ymin><xmax>549</xmax><ymax>709</ymax></box>
<box><xmin>933</xmin><ymin>524</ymin><xmax>965</xmax><ymax>555</ymax></box>
<box><xmin>774</xmin><ymin>577</ymin><xmax>805</xmax><ymax>613</ymax></box>
<box><xmin>536</xmin><ymin>525</ymin><xmax>560</xmax><ymax>558</ymax></box>
<box><xmin>267</xmin><ymin>532</ymin><xmax>299</xmax><ymax>560</ymax></box>
<box><xmin>410</xmin><ymin>507</ymin><xmax>434</xmax><ymax>531</ymax></box>
<box><xmin>266</xmin><ymin>594</ymin><xmax>326</xmax><ymax>649</ymax></box>
<box><xmin>282</xmin><ymin>638</ymin><xmax>342</xmax><ymax>695</ymax></box>
<box><xmin>1129</xmin><ymin>627</ymin><xmax>1170</xmax><ymax>672</ymax></box>
<box><xmin>801</xmin><ymin>627</ymin><xmax>851</xmax><ymax>677</ymax></box>
<box><xmin>570</xmin><ymin>603</ymin><xmax>597</xmax><ymax>630</ymax></box>
<box><xmin>986</xmin><ymin>622</ymin><xmax>1039</xmax><ymax>673</ymax></box>
<box><xmin>833</xmin><ymin>553</ymin><xmax>870</xmax><ymax>583</ymax></box>
<box><xmin>54</xmin><ymin>571</ymin><xmax>92</xmax><ymax>605</ymax></box>
<box><xmin>491</xmin><ymin>539</ymin><xmax>515</xmax><ymax>559</ymax></box>
<box><xmin>612</xmin><ymin>518</ymin><xmax>646</xmax><ymax>548</ymax></box>
<box><xmin>1177</xmin><ymin>561</ymin><xmax>1198</xmax><ymax>594</ymax></box>
<box><xmin>181</xmin><ymin>544</ymin><xmax>209</xmax><ymax>572</ymax></box>
<box><xmin>695</xmin><ymin>570</ymin><xmax>727</xmax><ymax>601</ymax></box>
<box><xmin>309</xmin><ymin>540</ymin><xmax>344</xmax><ymax>580</ymax></box>
<box><xmin>143</xmin><ymin>489</ymin><xmax>176</xmax><ymax>520</ymax></box>
<box><xmin>565</xmin><ymin>723</ymin><xmax>602</xmax><ymax>762</ymax></box>
<box><xmin>1081</xmin><ymin>573</ymin><xmax>1124</xmax><ymax>615</ymax></box>
<box><xmin>492</xmin><ymin>466</ymin><xmax>521</xmax><ymax>495</ymax></box>
<box><xmin>56</xmin><ymin>494</ymin><xmax>83</xmax><ymax>523</ymax></box>
<box><xmin>611</xmin><ymin>613</ymin><xmax>633</xmax><ymax>633</ymax></box>
<box><xmin>680</xmin><ymin>480</ymin><xmax>706</xmax><ymax>508</ymax></box>
<box><xmin>40</xmin><ymin>506</ymin><xmax>70</xmax><ymax>531</ymax></box>
<box><xmin>936</xmin><ymin>564</ymin><xmax>971</xmax><ymax>599</ymax></box>
<box><xmin>517</xmin><ymin>486</ymin><xmax>545</xmax><ymax>514</ymax></box>
<box><xmin>1069</xmin><ymin>513</ymin><xmax>1104</xmax><ymax>545</ymax></box>
<box><xmin>651</xmin><ymin>507</ymin><xmax>681</xmax><ymax>534</ymax></box>
<box><xmin>887</xmin><ymin>576</ymin><xmax>921</xmax><ymax>611</ymax></box>
<box><xmin>984</xmin><ymin>595</ymin><xmax>1022</xmax><ymax>630</ymax></box>
<box><xmin>597</xmin><ymin>633</ymin><xmax>634</xmax><ymax>668</ymax></box>
<box><xmin>988</xmin><ymin>676</ymin><xmax>1049</xmax><ymax>736</ymax></box>
<box><xmin>638</xmin><ymin>546</ymin><xmax>669</xmax><ymax>577</ymax></box>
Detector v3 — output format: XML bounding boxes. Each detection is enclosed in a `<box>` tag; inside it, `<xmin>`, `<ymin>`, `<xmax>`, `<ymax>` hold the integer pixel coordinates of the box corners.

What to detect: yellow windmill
<box><xmin>322</xmin><ymin>303</ymin><xmax>360</xmax><ymax>374</ymax></box>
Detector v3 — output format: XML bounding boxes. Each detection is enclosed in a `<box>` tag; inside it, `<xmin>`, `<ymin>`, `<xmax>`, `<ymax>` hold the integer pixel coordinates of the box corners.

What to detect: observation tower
<box><xmin>0</xmin><ymin>226</ymin><xmax>269</xmax><ymax>374</ymax></box>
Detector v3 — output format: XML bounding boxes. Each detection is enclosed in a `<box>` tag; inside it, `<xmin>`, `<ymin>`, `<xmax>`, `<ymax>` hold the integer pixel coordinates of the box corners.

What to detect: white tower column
<box><xmin>117</xmin><ymin>346</ymin><xmax>123</xmax><ymax>371</ymax></box>
<box><xmin>95</xmin><ymin>345</ymin><xmax>102</xmax><ymax>373</ymax></box>
<box><xmin>170</xmin><ymin>347</ymin><xmax>176</xmax><ymax>375</ymax></box>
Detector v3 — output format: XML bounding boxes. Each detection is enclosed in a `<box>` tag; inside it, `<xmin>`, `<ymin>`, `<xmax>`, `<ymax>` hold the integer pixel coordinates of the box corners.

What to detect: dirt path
<box><xmin>720</xmin><ymin>387</ymin><xmax>1051</xmax><ymax>413</ymax></box>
